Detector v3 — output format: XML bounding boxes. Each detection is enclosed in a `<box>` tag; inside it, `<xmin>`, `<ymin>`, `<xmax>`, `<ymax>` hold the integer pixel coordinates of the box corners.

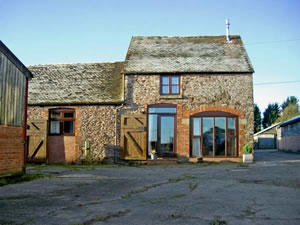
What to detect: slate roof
<box><xmin>28</xmin><ymin>62</ymin><xmax>124</xmax><ymax>105</ymax></box>
<box><xmin>124</xmin><ymin>35</ymin><xmax>254</xmax><ymax>74</ymax></box>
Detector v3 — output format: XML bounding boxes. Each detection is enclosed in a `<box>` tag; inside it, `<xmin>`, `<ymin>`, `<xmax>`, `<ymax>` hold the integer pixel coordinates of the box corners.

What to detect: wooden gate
<box><xmin>120</xmin><ymin>114</ymin><xmax>147</xmax><ymax>160</ymax></box>
<box><xmin>27</xmin><ymin>120</ymin><xmax>48</xmax><ymax>163</ymax></box>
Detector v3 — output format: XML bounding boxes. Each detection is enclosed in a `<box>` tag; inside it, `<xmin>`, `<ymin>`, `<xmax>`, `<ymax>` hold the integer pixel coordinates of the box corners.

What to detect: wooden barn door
<box><xmin>27</xmin><ymin>120</ymin><xmax>48</xmax><ymax>163</ymax></box>
<box><xmin>120</xmin><ymin>114</ymin><xmax>147</xmax><ymax>160</ymax></box>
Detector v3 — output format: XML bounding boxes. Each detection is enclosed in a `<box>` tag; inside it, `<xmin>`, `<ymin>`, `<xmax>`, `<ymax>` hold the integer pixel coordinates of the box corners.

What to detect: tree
<box><xmin>254</xmin><ymin>104</ymin><xmax>261</xmax><ymax>133</ymax></box>
<box><xmin>281</xmin><ymin>96</ymin><xmax>299</xmax><ymax>111</ymax></box>
<box><xmin>277</xmin><ymin>103</ymin><xmax>300</xmax><ymax>123</ymax></box>
<box><xmin>262</xmin><ymin>103</ymin><xmax>280</xmax><ymax>129</ymax></box>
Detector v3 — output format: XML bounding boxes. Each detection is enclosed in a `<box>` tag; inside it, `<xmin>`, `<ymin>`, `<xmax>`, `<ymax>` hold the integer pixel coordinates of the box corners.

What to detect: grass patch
<box><xmin>73</xmin><ymin>209</ymin><xmax>130</xmax><ymax>225</ymax></box>
<box><xmin>210</xmin><ymin>220</ymin><xmax>227</xmax><ymax>225</ymax></box>
<box><xmin>27</xmin><ymin>162</ymin><xmax>128</xmax><ymax>171</ymax></box>
<box><xmin>171</xmin><ymin>194</ymin><xmax>186</xmax><ymax>199</ymax></box>
<box><xmin>189</xmin><ymin>183</ymin><xmax>198</xmax><ymax>192</ymax></box>
<box><xmin>239</xmin><ymin>163</ymin><xmax>249</xmax><ymax>167</ymax></box>
<box><xmin>0</xmin><ymin>173</ymin><xmax>51</xmax><ymax>186</ymax></box>
<box><xmin>150</xmin><ymin>197</ymin><xmax>167</xmax><ymax>204</ymax></box>
<box><xmin>122</xmin><ymin>183</ymin><xmax>161</xmax><ymax>199</ymax></box>
<box><xmin>168</xmin><ymin>173</ymin><xmax>196</xmax><ymax>183</ymax></box>
<box><xmin>0</xmin><ymin>195</ymin><xmax>33</xmax><ymax>201</ymax></box>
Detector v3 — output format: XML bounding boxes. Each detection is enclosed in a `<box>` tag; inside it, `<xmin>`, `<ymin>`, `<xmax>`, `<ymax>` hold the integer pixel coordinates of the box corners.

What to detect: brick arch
<box><xmin>186</xmin><ymin>105</ymin><xmax>245</xmax><ymax>118</ymax></box>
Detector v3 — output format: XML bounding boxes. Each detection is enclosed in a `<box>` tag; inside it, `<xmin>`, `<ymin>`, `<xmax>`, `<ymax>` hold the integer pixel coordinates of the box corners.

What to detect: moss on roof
<box><xmin>28</xmin><ymin>62</ymin><xmax>124</xmax><ymax>105</ymax></box>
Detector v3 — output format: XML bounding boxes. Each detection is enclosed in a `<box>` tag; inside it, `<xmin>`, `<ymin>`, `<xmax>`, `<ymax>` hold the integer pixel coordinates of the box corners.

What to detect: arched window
<box><xmin>191</xmin><ymin>111</ymin><xmax>238</xmax><ymax>157</ymax></box>
<box><xmin>49</xmin><ymin>108</ymin><xmax>75</xmax><ymax>135</ymax></box>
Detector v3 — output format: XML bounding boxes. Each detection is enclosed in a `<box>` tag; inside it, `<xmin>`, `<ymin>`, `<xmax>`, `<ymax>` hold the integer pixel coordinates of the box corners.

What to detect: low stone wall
<box><xmin>0</xmin><ymin>125</ymin><xmax>24</xmax><ymax>176</ymax></box>
<box><xmin>28</xmin><ymin>105</ymin><xmax>117</xmax><ymax>163</ymax></box>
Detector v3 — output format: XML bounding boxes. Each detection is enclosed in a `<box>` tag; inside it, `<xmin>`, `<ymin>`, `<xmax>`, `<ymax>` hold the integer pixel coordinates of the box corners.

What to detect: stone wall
<box><xmin>27</xmin><ymin>105</ymin><xmax>117</xmax><ymax>162</ymax></box>
<box><xmin>123</xmin><ymin>74</ymin><xmax>254</xmax><ymax>159</ymax></box>
<box><xmin>0</xmin><ymin>125</ymin><xmax>24</xmax><ymax>176</ymax></box>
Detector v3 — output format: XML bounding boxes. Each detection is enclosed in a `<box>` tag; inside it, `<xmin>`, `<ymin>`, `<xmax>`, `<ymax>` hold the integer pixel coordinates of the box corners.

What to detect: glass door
<box><xmin>159</xmin><ymin>116</ymin><xmax>175</xmax><ymax>155</ymax></box>
<box><xmin>148</xmin><ymin>104</ymin><xmax>177</xmax><ymax>157</ymax></box>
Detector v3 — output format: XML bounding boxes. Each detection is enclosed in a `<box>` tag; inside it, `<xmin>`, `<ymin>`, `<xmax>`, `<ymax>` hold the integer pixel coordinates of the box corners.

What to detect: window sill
<box><xmin>159</xmin><ymin>94</ymin><xmax>183</xmax><ymax>99</ymax></box>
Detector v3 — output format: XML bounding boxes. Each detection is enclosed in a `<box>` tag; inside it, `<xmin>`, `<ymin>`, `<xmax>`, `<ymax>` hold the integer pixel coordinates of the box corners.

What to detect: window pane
<box><xmin>203</xmin><ymin>117</ymin><xmax>213</xmax><ymax>156</ymax></box>
<box><xmin>228</xmin><ymin>118</ymin><xmax>236</xmax><ymax>136</ymax></box>
<box><xmin>227</xmin><ymin>137</ymin><xmax>236</xmax><ymax>156</ymax></box>
<box><xmin>172</xmin><ymin>77</ymin><xmax>179</xmax><ymax>85</ymax></box>
<box><xmin>192</xmin><ymin>138</ymin><xmax>201</xmax><ymax>157</ymax></box>
<box><xmin>50</xmin><ymin>121</ymin><xmax>60</xmax><ymax>134</ymax></box>
<box><xmin>64</xmin><ymin>121</ymin><xmax>74</xmax><ymax>134</ymax></box>
<box><xmin>162</xmin><ymin>77</ymin><xmax>169</xmax><ymax>85</ymax></box>
<box><xmin>193</xmin><ymin>118</ymin><xmax>201</xmax><ymax>136</ymax></box>
<box><xmin>215</xmin><ymin>117</ymin><xmax>225</xmax><ymax>156</ymax></box>
<box><xmin>160</xmin><ymin>116</ymin><xmax>174</xmax><ymax>153</ymax></box>
<box><xmin>50</xmin><ymin>112</ymin><xmax>61</xmax><ymax>119</ymax></box>
<box><xmin>148</xmin><ymin>107</ymin><xmax>176</xmax><ymax>113</ymax></box>
<box><xmin>64</xmin><ymin>112</ymin><xmax>74</xmax><ymax>118</ymax></box>
<box><xmin>171</xmin><ymin>85</ymin><xmax>179</xmax><ymax>94</ymax></box>
<box><xmin>148</xmin><ymin>114</ymin><xmax>158</xmax><ymax>155</ymax></box>
<box><xmin>162</xmin><ymin>86</ymin><xmax>169</xmax><ymax>94</ymax></box>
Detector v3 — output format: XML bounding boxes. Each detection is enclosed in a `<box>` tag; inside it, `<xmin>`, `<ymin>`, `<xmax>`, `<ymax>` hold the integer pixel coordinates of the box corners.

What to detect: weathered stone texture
<box><xmin>27</xmin><ymin>105</ymin><xmax>117</xmax><ymax>162</ymax></box>
<box><xmin>124</xmin><ymin>73</ymin><xmax>254</xmax><ymax>158</ymax></box>
<box><xmin>79</xmin><ymin>106</ymin><xmax>117</xmax><ymax>161</ymax></box>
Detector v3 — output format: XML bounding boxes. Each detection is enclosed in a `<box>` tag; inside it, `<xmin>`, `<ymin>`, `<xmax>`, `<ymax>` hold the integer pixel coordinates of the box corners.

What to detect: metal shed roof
<box><xmin>0</xmin><ymin>40</ymin><xmax>33</xmax><ymax>79</ymax></box>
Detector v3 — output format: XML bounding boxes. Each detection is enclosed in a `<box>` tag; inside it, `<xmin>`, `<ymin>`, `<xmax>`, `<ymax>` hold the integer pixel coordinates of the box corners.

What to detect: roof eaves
<box><xmin>123</xmin><ymin>71</ymin><xmax>254</xmax><ymax>75</ymax></box>
<box><xmin>0</xmin><ymin>40</ymin><xmax>34</xmax><ymax>79</ymax></box>
<box><xmin>280</xmin><ymin>115</ymin><xmax>300</xmax><ymax>127</ymax></box>
<box><xmin>28</xmin><ymin>100</ymin><xmax>124</xmax><ymax>106</ymax></box>
<box><xmin>254</xmin><ymin>123</ymin><xmax>280</xmax><ymax>136</ymax></box>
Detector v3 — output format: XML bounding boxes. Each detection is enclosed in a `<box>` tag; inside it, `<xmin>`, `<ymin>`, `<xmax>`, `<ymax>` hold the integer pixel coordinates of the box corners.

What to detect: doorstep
<box><xmin>145</xmin><ymin>157</ymin><xmax>178</xmax><ymax>165</ymax></box>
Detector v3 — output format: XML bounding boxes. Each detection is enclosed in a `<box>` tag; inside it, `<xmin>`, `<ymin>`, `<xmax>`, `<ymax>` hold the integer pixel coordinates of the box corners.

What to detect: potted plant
<box><xmin>150</xmin><ymin>150</ymin><xmax>157</xmax><ymax>160</ymax></box>
<box><xmin>243</xmin><ymin>143</ymin><xmax>253</xmax><ymax>163</ymax></box>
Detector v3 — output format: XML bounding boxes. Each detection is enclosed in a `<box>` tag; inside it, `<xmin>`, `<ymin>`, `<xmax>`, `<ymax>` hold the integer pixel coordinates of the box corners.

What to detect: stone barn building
<box><xmin>121</xmin><ymin>36</ymin><xmax>254</xmax><ymax>162</ymax></box>
<box><xmin>0</xmin><ymin>41</ymin><xmax>33</xmax><ymax>176</ymax></box>
<box><xmin>27</xmin><ymin>62</ymin><xmax>123</xmax><ymax>163</ymax></box>
<box><xmin>28</xmin><ymin>35</ymin><xmax>254</xmax><ymax>163</ymax></box>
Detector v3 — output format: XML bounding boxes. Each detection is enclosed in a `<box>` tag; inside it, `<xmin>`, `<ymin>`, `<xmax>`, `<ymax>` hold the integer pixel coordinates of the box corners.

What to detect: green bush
<box><xmin>243</xmin><ymin>143</ymin><xmax>252</xmax><ymax>154</ymax></box>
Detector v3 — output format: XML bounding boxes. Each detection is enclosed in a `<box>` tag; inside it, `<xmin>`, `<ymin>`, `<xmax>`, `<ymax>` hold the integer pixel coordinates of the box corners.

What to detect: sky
<box><xmin>1</xmin><ymin>0</ymin><xmax>300</xmax><ymax>113</ymax></box>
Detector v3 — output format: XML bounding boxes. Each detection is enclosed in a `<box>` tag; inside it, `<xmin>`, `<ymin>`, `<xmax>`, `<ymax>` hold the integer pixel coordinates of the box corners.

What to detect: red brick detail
<box><xmin>0</xmin><ymin>125</ymin><xmax>24</xmax><ymax>176</ymax></box>
<box><xmin>48</xmin><ymin>136</ymin><xmax>78</xmax><ymax>163</ymax></box>
<box><xmin>175</xmin><ymin>105</ymin><xmax>247</xmax><ymax>158</ymax></box>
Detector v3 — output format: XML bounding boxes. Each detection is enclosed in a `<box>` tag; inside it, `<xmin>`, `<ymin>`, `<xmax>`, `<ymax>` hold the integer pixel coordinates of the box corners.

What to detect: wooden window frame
<box><xmin>49</xmin><ymin>108</ymin><xmax>75</xmax><ymax>136</ymax></box>
<box><xmin>147</xmin><ymin>104</ymin><xmax>177</xmax><ymax>157</ymax></box>
<box><xmin>190</xmin><ymin>111</ymin><xmax>239</xmax><ymax>157</ymax></box>
<box><xmin>160</xmin><ymin>75</ymin><xmax>180</xmax><ymax>95</ymax></box>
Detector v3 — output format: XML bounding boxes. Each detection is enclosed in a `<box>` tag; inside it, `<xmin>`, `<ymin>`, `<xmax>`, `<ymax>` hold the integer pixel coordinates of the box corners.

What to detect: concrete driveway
<box><xmin>1</xmin><ymin>151</ymin><xmax>300</xmax><ymax>225</ymax></box>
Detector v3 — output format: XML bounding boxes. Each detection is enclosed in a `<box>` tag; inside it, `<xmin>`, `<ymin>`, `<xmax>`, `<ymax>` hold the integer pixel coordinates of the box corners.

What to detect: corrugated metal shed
<box><xmin>124</xmin><ymin>35</ymin><xmax>254</xmax><ymax>74</ymax></box>
<box><xmin>0</xmin><ymin>41</ymin><xmax>33</xmax><ymax>126</ymax></box>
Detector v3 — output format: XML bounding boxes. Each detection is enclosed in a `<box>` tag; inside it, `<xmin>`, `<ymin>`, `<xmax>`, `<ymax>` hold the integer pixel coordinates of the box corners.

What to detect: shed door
<box><xmin>27</xmin><ymin>120</ymin><xmax>48</xmax><ymax>162</ymax></box>
<box><xmin>120</xmin><ymin>114</ymin><xmax>147</xmax><ymax>160</ymax></box>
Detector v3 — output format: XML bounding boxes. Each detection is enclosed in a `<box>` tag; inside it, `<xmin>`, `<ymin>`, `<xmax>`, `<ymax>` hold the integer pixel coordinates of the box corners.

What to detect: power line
<box><xmin>254</xmin><ymin>80</ymin><xmax>300</xmax><ymax>86</ymax></box>
<box><xmin>245</xmin><ymin>38</ymin><xmax>300</xmax><ymax>46</ymax></box>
